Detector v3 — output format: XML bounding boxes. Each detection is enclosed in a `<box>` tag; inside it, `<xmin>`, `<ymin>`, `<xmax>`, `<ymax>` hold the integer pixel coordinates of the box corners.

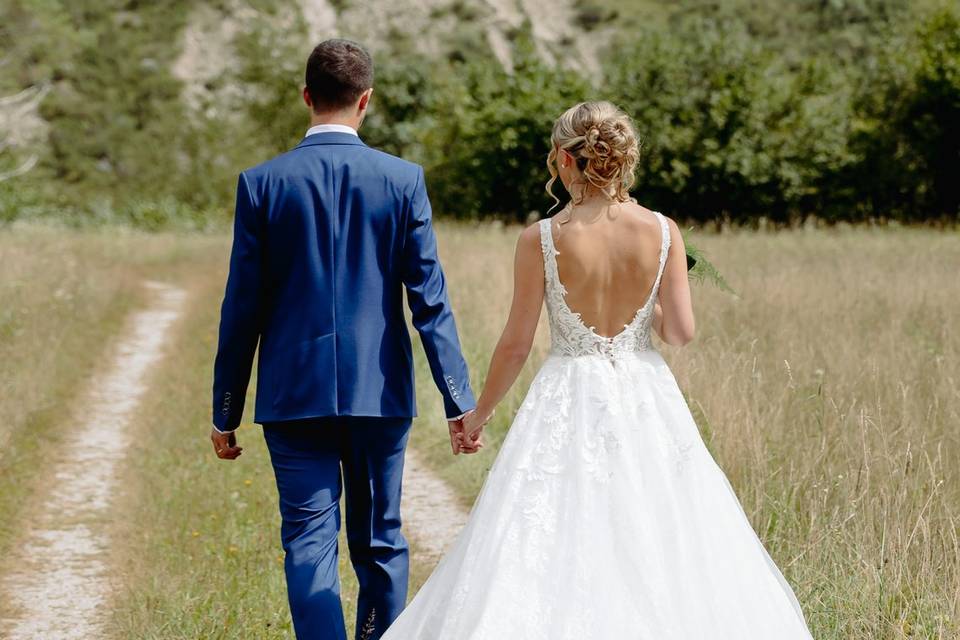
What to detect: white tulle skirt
<box><xmin>384</xmin><ymin>350</ymin><xmax>815</xmax><ymax>639</ymax></box>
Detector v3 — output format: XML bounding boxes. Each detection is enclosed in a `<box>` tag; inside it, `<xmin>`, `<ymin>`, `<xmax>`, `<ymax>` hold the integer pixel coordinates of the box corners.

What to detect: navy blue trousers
<box><xmin>262</xmin><ymin>417</ymin><xmax>412</xmax><ymax>640</ymax></box>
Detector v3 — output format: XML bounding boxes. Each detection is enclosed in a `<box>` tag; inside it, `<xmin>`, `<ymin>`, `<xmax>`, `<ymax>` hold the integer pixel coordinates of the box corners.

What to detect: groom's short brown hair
<box><xmin>305</xmin><ymin>39</ymin><xmax>373</xmax><ymax>112</ymax></box>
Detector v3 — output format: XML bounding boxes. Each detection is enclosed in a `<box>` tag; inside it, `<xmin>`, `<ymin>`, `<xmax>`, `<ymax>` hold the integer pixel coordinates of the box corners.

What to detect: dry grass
<box><xmin>1</xmin><ymin>221</ymin><xmax>956</xmax><ymax>638</ymax></box>
<box><xmin>107</xmin><ymin>249</ymin><xmax>313</xmax><ymax>639</ymax></box>
<box><xmin>411</xmin><ymin>221</ymin><xmax>960</xmax><ymax>640</ymax></box>
<box><xmin>27</xmin><ymin>229</ymin><xmax>433</xmax><ymax>639</ymax></box>
<box><xmin>0</xmin><ymin>224</ymin><xmax>220</xmax><ymax>561</ymax></box>
<box><xmin>0</xmin><ymin>227</ymin><xmax>136</xmax><ymax>449</ymax></box>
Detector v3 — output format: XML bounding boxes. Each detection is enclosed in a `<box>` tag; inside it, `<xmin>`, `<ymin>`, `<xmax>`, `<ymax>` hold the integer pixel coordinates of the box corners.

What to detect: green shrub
<box><xmin>0</xmin><ymin>182</ymin><xmax>26</xmax><ymax>226</ymax></box>
<box><xmin>2</xmin><ymin>0</ymin><xmax>956</xmax><ymax>227</ymax></box>
<box><xmin>422</xmin><ymin>36</ymin><xmax>590</xmax><ymax>221</ymax></box>
<box><xmin>606</xmin><ymin>15</ymin><xmax>859</xmax><ymax>223</ymax></box>
<box><xmin>847</xmin><ymin>6</ymin><xmax>960</xmax><ymax>221</ymax></box>
<box><xmin>344</xmin><ymin>32</ymin><xmax>590</xmax><ymax>222</ymax></box>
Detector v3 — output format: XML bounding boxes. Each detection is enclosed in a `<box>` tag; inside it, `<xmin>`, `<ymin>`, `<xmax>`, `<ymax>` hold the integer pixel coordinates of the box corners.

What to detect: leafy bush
<box><xmin>123</xmin><ymin>197</ymin><xmax>220</xmax><ymax>231</ymax></box>
<box><xmin>605</xmin><ymin>15</ymin><xmax>860</xmax><ymax>223</ymax></box>
<box><xmin>846</xmin><ymin>6</ymin><xmax>960</xmax><ymax>221</ymax></box>
<box><xmin>360</xmin><ymin>7</ymin><xmax>959</xmax><ymax>224</ymax></box>
<box><xmin>310</xmin><ymin>32</ymin><xmax>589</xmax><ymax>222</ymax></box>
<box><xmin>0</xmin><ymin>183</ymin><xmax>27</xmax><ymax>226</ymax></box>
<box><xmin>2</xmin><ymin>0</ymin><xmax>956</xmax><ymax>226</ymax></box>
<box><xmin>418</xmin><ymin>36</ymin><xmax>590</xmax><ymax>221</ymax></box>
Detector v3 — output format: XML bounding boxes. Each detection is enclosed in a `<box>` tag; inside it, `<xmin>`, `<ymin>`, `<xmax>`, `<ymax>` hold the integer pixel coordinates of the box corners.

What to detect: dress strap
<box><xmin>538</xmin><ymin>217</ymin><xmax>553</xmax><ymax>257</ymax></box>
<box><xmin>649</xmin><ymin>211</ymin><xmax>671</xmax><ymax>302</ymax></box>
<box><xmin>540</xmin><ymin>218</ymin><xmax>564</xmax><ymax>296</ymax></box>
<box><xmin>538</xmin><ymin>218</ymin><xmax>561</xmax><ymax>290</ymax></box>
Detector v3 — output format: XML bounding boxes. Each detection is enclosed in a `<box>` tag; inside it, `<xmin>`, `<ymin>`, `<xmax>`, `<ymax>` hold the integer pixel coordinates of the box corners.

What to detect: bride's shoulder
<box><xmin>641</xmin><ymin>209</ymin><xmax>686</xmax><ymax>256</ymax></box>
<box><xmin>624</xmin><ymin>202</ymin><xmax>681</xmax><ymax>235</ymax></box>
<box><xmin>519</xmin><ymin>218</ymin><xmax>545</xmax><ymax>244</ymax></box>
<box><xmin>621</xmin><ymin>201</ymin><xmax>661</xmax><ymax>222</ymax></box>
<box><xmin>516</xmin><ymin>221</ymin><xmax>541</xmax><ymax>252</ymax></box>
<box><xmin>512</xmin><ymin>219</ymin><xmax>547</xmax><ymax>266</ymax></box>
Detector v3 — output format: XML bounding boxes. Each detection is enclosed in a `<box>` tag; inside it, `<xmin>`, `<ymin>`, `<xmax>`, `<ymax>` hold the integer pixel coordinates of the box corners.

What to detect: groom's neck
<box><xmin>309</xmin><ymin>110</ymin><xmax>361</xmax><ymax>131</ymax></box>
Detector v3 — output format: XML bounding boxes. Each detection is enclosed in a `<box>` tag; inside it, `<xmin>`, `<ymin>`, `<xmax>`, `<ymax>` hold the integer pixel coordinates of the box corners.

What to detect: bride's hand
<box><xmin>462</xmin><ymin>409</ymin><xmax>492</xmax><ymax>445</ymax></box>
<box><xmin>449</xmin><ymin>411</ymin><xmax>483</xmax><ymax>455</ymax></box>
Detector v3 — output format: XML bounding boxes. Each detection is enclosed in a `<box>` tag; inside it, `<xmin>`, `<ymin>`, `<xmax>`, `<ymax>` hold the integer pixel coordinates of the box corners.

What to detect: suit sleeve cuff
<box><xmin>212</xmin><ymin>423</ymin><xmax>239</xmax><ymax>435</ymax></box>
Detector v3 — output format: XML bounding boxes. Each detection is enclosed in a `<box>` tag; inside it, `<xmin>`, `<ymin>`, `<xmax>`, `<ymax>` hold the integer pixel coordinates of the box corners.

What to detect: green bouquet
<box><xmin>683</xmin><ymin>232</ymin><xmax>734</xmax><ymax>294</ymax></box>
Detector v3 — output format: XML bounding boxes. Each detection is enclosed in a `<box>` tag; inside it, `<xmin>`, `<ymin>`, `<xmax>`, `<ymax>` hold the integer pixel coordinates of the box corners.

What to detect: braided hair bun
<box><xmin>546</xmin><ymin>101</ymin><xmax>640</xmax><ymax>212</ymax></box>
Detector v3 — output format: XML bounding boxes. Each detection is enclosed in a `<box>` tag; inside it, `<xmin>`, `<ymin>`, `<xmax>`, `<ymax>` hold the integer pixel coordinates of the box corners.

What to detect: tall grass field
<box><xmin>0</xmin><ymin>221</ymin><xmax>957</xmax><ymax>639</ymax></box>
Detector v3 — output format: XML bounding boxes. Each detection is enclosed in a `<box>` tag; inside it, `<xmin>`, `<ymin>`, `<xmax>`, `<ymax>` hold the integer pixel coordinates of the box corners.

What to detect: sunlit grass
<box><xmin>0</xmin><ymin>224</ymin><xmax>216</xmax><ymax>572</ymax></box>
<box><xmin>1</xmin><ymin>221</ymin><xmax>957</xmax><ymax>638</ymax></box>
<box><xmin>411</xmin><ymin>221</ymin><xmax>960</xmax><ymax>640</ymax></box>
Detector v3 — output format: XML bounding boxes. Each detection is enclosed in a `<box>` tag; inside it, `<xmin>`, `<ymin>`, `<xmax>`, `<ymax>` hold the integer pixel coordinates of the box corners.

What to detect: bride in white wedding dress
<box><xmin>383</xmin><ymin>101</ymin><xmax>815</xmax><ymax>639</ymax></box>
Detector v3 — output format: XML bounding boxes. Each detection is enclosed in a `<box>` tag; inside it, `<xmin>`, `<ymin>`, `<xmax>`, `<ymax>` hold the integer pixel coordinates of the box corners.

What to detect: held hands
<box><xmin>448</xmin><ymin>409</ymin><xmax>492</xmax><ymax>456</ymax></box>
<box><xmin>448</xmin><ymin>414</ymin><xmax>478</xmax><ymax>456</ymax></box>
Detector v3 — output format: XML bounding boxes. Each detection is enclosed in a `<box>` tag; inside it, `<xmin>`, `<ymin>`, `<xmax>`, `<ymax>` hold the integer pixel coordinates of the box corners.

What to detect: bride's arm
<box><xmin>463</xmin><ymin>223</ymin><xmax>545</xmax><ymax>438</ymax></box>
<box><xmin>655</xmin><ymin>217</ymin><xmax>695</xmax><ymax>346</ymax></box>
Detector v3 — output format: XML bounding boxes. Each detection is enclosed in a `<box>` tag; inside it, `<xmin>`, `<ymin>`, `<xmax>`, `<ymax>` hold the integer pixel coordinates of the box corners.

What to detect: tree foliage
<box><xmin>0</xmin><ymin>0</ymin><xmax>956</xmax><ymax>227</ymax></box>
<box><xmin>846</xmin><ymin>6</ymin><xmax>960</xmax><ymax>220</ymax></box>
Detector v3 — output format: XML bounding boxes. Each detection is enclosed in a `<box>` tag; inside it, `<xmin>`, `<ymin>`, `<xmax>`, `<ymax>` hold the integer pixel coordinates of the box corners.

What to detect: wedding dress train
<box><xmin>383</xmin><ymin>212</ymin><xmax>814</xmax><ymax>639</ymax></box>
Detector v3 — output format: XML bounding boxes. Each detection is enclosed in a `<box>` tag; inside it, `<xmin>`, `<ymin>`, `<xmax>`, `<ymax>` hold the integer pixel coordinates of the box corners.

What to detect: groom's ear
<box><xmin>302</xmin><ymin>86</ymin><xmax>314</xmax><ymax>111</ymax></box>
<box><xmin>357</xmin><ymin>87</ymin><xmax>373</xmax><ymax>114</ymax></box>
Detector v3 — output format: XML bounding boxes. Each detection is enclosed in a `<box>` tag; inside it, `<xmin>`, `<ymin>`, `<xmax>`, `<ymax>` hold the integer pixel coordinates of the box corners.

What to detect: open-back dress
<box><xmin>383</xmin><ymin>211</ymin><xmax>815</xmax><ymax>639</ymax></box>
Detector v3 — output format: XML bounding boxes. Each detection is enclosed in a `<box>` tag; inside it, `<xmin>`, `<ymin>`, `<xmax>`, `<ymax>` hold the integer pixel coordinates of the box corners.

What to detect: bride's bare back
<box><xmin>550</xmin><ymin>201</ymin><xmax>667</xmax><ymax>338</ymax></box>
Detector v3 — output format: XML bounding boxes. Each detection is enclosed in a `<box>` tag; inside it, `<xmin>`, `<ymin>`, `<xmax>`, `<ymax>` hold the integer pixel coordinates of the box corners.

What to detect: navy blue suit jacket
<box><xmin>212</xmin><ymin>131</ymin><xmax>476</xmax><ymax>432</ymax></box>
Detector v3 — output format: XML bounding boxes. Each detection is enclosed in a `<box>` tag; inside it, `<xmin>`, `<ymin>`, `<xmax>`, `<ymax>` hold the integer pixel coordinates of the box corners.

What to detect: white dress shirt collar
<box><xmin>305</xmin><ymin>123</ymin><xmax>359</xmax><ymax>138</ymax></box>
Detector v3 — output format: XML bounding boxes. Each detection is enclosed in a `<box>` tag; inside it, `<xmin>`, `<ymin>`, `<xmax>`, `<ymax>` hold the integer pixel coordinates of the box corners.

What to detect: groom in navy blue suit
<box><xmin>210</xmin><ymin>39</ymin><xmax>477</xmax><ymax>640</ymax></box>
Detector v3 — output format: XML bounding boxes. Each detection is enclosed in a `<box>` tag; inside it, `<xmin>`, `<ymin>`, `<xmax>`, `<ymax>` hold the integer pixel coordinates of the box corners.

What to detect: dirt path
<box><xmin>0</xmin><ymin>281</ymin><xmax>187</xmax><ymax>640</ymax></box>
<box><xmin>401</xmin><ymin>448</ymin><xmax>469</xmax><ymax>562</ymax></box>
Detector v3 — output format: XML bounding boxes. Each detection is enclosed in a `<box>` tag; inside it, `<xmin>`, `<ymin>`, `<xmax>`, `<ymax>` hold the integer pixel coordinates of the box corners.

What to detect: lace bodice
<box><xmin>538</xmin><ymin>211</ymin><xmax>670</xmax><ymax>360</ymax></box>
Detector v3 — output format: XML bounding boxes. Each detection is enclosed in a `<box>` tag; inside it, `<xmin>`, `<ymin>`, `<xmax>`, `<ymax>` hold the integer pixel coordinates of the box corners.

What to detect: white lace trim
<box><xmin>538</xmin><ymin>211</ymin><xmax>670</xmax><ymax>360</ymax></box>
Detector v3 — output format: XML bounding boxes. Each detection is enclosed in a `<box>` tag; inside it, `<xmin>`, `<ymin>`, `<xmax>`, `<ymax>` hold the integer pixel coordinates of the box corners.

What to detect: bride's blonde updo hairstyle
<box><xmin>545</xmin><ymin>100</ymin><xmax>640</xmax><ymax>216</ymax></box>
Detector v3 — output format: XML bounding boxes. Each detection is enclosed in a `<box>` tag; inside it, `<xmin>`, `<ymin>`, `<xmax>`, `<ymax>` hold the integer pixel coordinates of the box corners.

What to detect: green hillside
<box><xmin>1</xmin><ymin>0</ymin><xmax>957</xmax><ymax>225</ymax></box>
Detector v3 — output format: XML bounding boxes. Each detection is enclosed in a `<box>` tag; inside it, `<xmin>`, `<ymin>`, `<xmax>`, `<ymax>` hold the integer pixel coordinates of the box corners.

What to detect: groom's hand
<box><xmin>448</xmin><ymin>412</ymin><xmax>482</xmax><ymax>456</ymax></box>
<box><xmin>210</xmin><ymin>427</ymin><xmax>243</xmax><ymax>460</ymax></box>
<box><xmin>448</xmin><ymin>417</ymin><xmax>465</xmax><ymax>455</ymax></box>
<box><xmin>455</xmin><ymin>410</ymin><xmax>486</xmax><ymax>455</ymax></box>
